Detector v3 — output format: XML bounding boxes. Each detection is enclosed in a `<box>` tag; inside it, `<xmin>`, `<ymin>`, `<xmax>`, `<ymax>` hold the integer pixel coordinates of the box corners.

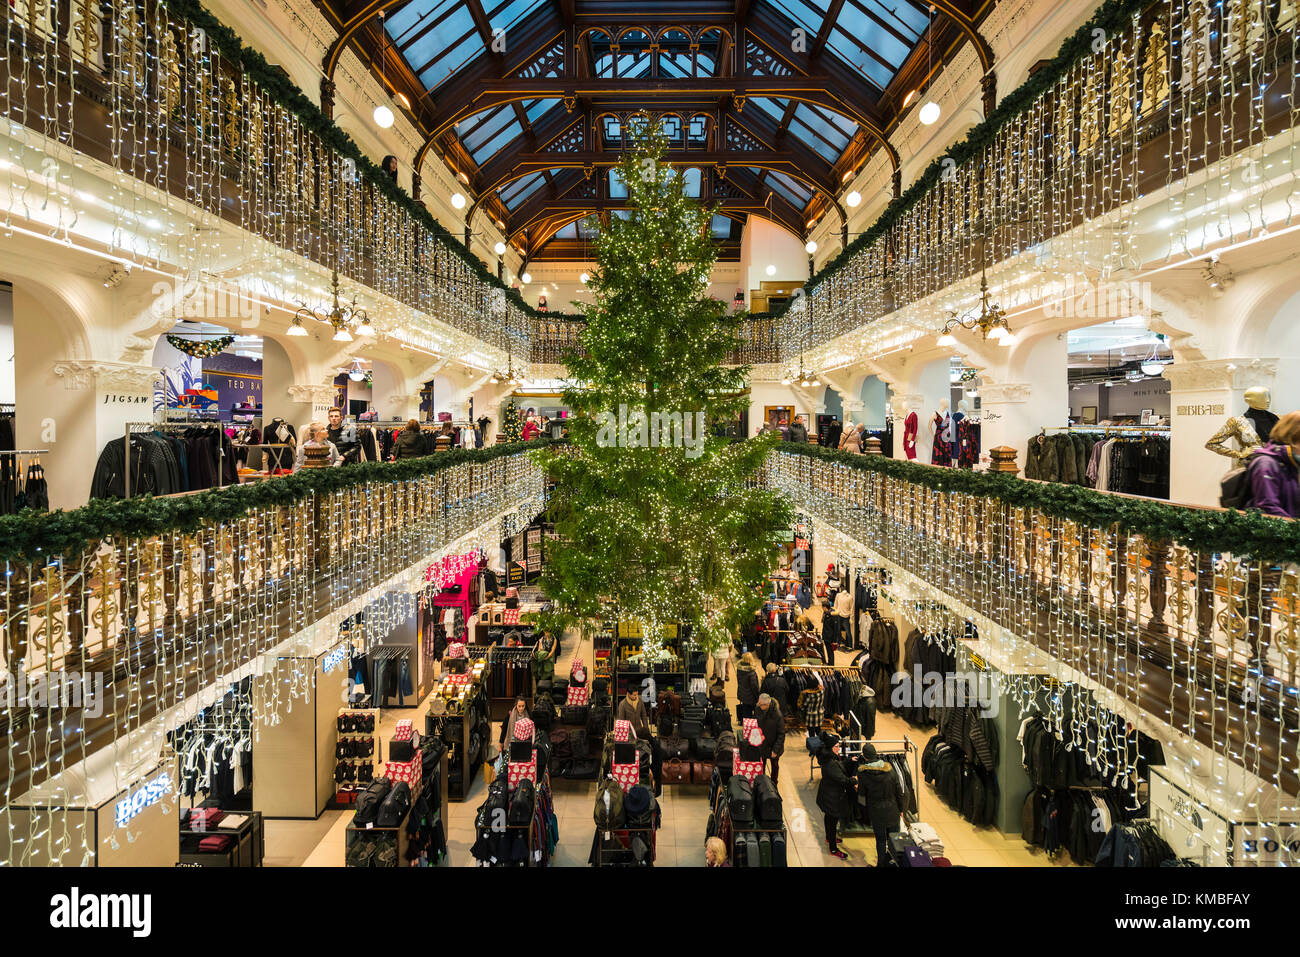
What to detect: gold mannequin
<box><xmin>1206</xmin><ymin>387</ymin><xmax>1277</xmax><ymax>464</ymax></box>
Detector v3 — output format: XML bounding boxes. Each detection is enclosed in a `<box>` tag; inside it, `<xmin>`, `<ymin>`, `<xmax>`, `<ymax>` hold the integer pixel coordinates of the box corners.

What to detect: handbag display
<box><xmin>752</xmin><ymin>773</ymin><xmax>782</xmax><ymax>827</ymax></box>
<box><xmin>661</xmin><ymin>758</ymin><xmax>690</xmax><ymax>785</ymax></box>
<box><xmin>726</xmin><ymin>774</ymin><xmax>754</xmax><ymax>826</ymax></box>
<box><xmin>659</xmin><ymin>735</ymin><xmax>689</xmax><ymax>760</ymax></box>
<box><xmin>693</xmin><ymin>735</ymin><xmax>718</xmax><ymax>759</ymax></box>
<box><xmin>690</xmin><ymin>760</ymin><xmax>714</xmax><ymax>784</ymax></box>
<box><xmin>561</xmin><ymin>704</ymin><xmax>590</xmax><ymax>726</ymax></box>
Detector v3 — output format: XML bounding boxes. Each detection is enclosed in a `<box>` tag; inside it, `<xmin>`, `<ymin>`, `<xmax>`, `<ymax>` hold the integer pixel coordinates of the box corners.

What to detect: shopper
<box><xmin>839</xmin><ymin>423</ymin><xmax>864</xmax><ymax>453</ymax></box>
<box><xmin>534</xmin><ymin>630</ymin><xmax>558</xmax><ymax>683</ymax></box>
<box><xmin>857</xmin><ymin>743</ymin><xmax>906</xmax><ymax>866</ymax></box>
<box><xmin>755</xmin><ymin>692</ymin><xmax>786</xmax><ymax>785</ymax></box>
<box><xmin>759</xmin><ymin>663</ymin><xmax>789</xmax><ymax>714</ymax></box>
<box><xmin>705</xmin><ymin>836</ymin><xmax>729</xmax><ymax>867</ymax></box>
<box><xmin>393</xmin><ymin>419</ymin><xmax>425</xmax><ymax>460</ymax></box>
<box><xmin>735</xmin><ymin>653</ymin><xmax>760</xmax><ymax>721</ymax></box>
<box><xmin>521</xmin><ymin>415</ymin><xmax>541</xmax><ymax>441</ymax></box>
<box><xmin>1246</xmin><ymin>411</ymin><xmax>1300</xmax><ymax>518</ymax></box>
<box><xmin>499</xmin><ymin>695</ymin><xmax>530</xmax><ymax>747</ymax></box>
<box><xmin>816</xmin><ymin>732</ymin><xmax>852</xmax><ymax>860</ymax></box>
<box><xmin>616</xmin><ymin>686</ymin><xmax>651</xmax><ymax>740</ymax></box>
<box><xmin>710</xmin><ymin>636</ymin><xmax>732</xmax><ymax>683</ymax></box>
<box><xmin>292</xmin><ymin>422</ymin><xmax>341</xmax><ymax>472</ymax></box>
<box><xmin>786</xmin><ymin>414</ymin><xmax>809</xmax><ymax>443</ymax></box>
<box><xmin>326</xmin><ymin>408</ymin><xmax>360</xmax><ymax>464</ymax></box>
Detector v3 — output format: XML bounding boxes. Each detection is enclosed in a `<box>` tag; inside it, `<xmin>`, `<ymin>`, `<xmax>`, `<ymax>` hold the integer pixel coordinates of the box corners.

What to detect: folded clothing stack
<box><xmin>907</xmin><ymin>821</ymin><xmax>944</xmax><ymax>858</ymax></box>
<box><xmin>184</xmin><ymin>807</ymin><xmax>225</xmax><ymax>829</ymax></box>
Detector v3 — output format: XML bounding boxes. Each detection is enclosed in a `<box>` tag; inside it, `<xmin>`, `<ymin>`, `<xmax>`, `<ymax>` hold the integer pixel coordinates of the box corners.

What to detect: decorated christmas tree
<box><xmin>534</xmin><ymin>119</ymin><xmax>790</xmax><ymax>656</ymax></box>
<box><xmin>502</xmin><ymin>398</ymin><xmax>522</xmax><ymax>442</ymax></box>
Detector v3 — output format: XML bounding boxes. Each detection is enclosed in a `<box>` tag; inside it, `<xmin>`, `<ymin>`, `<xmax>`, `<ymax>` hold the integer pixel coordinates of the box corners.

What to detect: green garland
<box><xmin>0</xmin><ymin>440</ymin><xmax>560</xmax><ymax>564</ymax></box>
<box><xmin>156</xmin><ymin>0</ymin><xmax>550</xmax><ymax>321</ymax></box>
<box><xmin>775</xmin><ymin>444</ymin><xmax>1300</xmax><ymax>564</ymax></box>
<box><xmin>166</xmin><ymin>333</ymin><xmax>235</xmax><ymax>358</ymax></box>
<box><xmin>781</xmin><ymin>0</ymin><xmax>1152</xmax><ymax>317</ymax></box>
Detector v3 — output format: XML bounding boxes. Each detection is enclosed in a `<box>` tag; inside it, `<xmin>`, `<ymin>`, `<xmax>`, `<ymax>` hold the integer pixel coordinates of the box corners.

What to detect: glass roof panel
<box><xmin>711</xmin><ymin>214</ymin><xmax>734</xmax><ymax>239</ymax></box>
<box><xmin>485</xmin><ymin>0</ymin><xmax>545</xmax><ymax>32</ymax></box>
<box><xmin>500</xmin><ymin>172</ymin><xmax>546</xmax><ymax>208</ymax></box>
<box><xmin>471</xmin><ymin>119</ymin><xmax>525</xmax><ymax>163</ymax></box>
<box><xmin>751</xmin><ymin>97</ymin><xmax>788</xmax><ymax>123</ymax></box>
<box><xmin>766</xmin><ymin>0</ymin><xmax>831</xmax><ymax>33</ymax></box>
<box><xmin>788</xmin><ymin>118</ymin><xmax>840</xmax><ymax>162</ymax></box>
<box><xmin>793</xmin><ymin>103</ymin><xmax>856</xmax><ymax>147</ymax></box>
<box><xmin>554</xmin><ymin>222</ymin><xmax>578</xmax><ymax>239</ymax></box>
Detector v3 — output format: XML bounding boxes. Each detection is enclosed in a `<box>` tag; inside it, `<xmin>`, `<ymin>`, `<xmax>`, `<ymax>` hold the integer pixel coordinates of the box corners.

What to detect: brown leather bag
<box><xmin>661</xmin><ymin>758</ymin><xmax>690</xmax><ymax>785</ymax></box>
<box><xmin>656</xmin><ymin>689</ymin><xmax>682</xmax><ymax>717</ymax></box>
<box><xmin>691</xmin><ymin>760</ymin><xmax>714</xmax><ymax>784</ymax></box>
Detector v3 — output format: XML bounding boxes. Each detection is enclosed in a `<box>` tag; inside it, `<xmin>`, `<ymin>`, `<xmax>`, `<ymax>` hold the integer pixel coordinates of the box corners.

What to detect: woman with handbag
<box><xmin>534</xmin><ymin>631</ymin><xmax>557</xmax><ymax>683</ymax></box>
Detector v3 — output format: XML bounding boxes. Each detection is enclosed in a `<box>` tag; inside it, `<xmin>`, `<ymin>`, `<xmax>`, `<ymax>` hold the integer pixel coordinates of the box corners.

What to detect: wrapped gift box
<box><xmin>512</xmin><ymin>717</ymin><xmax>535</xmax><ymax>742</ymax></box>
<box><xmin>610</xmin><ymin>763</ymin><xmax>639</xmax><ymax>792</ymax></box>
<box><xmin>742</xmin><ymin>717</ymin><xmax>764</xmax><ymax>747</ymax></box>
<box><xmin>507</xmin><ymin>756</ymin><xmax>538</xmax><ymax>788</ymax></box>
<box><xmin>393</xmin><ymin>720</ymin><xmax>414</xmax><ymax>742</ymax></box>
<box><xmin>502</xmin><ymin>608</ymin><xmax>521</xmax><ymax>625</ymax></box>
<box><xmin>384</xmin><ymin>755</ymin><xmax>422</xmax><ymax>792</ymax></box>
<box><xmin>566</xmin><ymin>685</ymin><xmax>590</xmax><ymax>707</ymax></box>
<box><xmin>613</xmin><ymin>719</ymin><xmax>632</xmax><ymax>742</ymax></box>
<box><xmin>733</xmin><ymin>758</ymin><xmax>764</xmax><ymax>783</ymax></box>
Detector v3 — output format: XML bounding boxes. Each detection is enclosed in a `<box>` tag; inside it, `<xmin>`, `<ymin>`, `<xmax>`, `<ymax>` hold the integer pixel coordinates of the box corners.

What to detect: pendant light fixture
<box><xmin>919</xmin><ymin>6</ymin><xmax>941</xmax><ymax>126</ymax></box>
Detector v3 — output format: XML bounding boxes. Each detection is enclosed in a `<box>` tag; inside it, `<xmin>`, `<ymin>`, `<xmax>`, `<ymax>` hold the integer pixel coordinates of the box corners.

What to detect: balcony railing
<box><xmin>767</xmin><ymin>445</ymin><xmax>1300</xmax><ymax>798</ymax></box>
<box><xmin>790</xmin><ymin>0</ymin><xmax>1300</xmax><ymax>358</ymax></box>
<box><xmin>0</xmin><ymin>445</ymin><xmax>549</xmax><ymax>813</ymax></box>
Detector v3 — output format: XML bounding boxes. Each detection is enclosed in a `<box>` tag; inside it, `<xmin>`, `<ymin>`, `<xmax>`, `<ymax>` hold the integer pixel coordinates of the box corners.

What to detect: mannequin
<box><xmin>264</xmin><ymin>417</ymin><xmax>297</xmax><ymax>471</ymax></box>
<box><xmin>955</xmin><ymin>398</ymin><xmax>980</xmax><ymax>469</ymax></box>
<box><xmin>902</xmin><ymin>400</ymin><xmax>918</xmax><ymax>460</ymax></box>
<box><xmin>930</xmin><ymin>399</ymin><xmax>952</xmax><ymax>467</ymax></box>
<box><xmin>1206</xmin><ymin>386</ymin><xmax>1277</xmax><ymax>465</ymax></box>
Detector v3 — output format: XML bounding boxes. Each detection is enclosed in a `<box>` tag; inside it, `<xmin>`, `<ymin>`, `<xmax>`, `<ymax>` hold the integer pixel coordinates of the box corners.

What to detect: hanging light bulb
<box><xmin>520</xmin><ymin>272</ymin><xmax>532</xmax><ymax>284</ymax></box>
<box><xmin>348</xmin><ymin>361</ymin><xmax>366</xmax><ymax>382</ymax></box>
<box><xmin>919</xmin><ymin>101</ymin><xmax>941</xmax><ymax>125</ymax></box>
<box><xmin>494</xmin><ymin>241</ymin><xmax>507</xmax><ymax>256</ymax></box>
<box><xmin>450</xmin><ymin>192</ymin><xmax>467</xmax><ymax>210</ymax></box>
<box><xmin>373</xmin><ymin>13</ymin><xmax>396</xmax><ymax>129</ymax></box>
<box><xmin>373</xmin><ymin>104</ymin><xmax>394</xmax><ymax>128</ymax></box>
<box><xmin>579</xmin><ymin>272</ymin><xmax>590</xmax><ymax>284</ymax></box>
<box><xmin>805</xmin><ymin>240</ymin><xmax>818</xmax><ymax>254</ymax></box>
<box><xmin>845</xmin><ymin>190</ymin><xmax>861</xmax><ymax>207</ymax></box>
<box><xmin>765</xmin><ymin>264</ymin><xmax>776</xmax><ymax>276</ymax></box>
<box><xmin>917</xmin><ymin>6</ymin><xmax>940</xmax><ymax>128</ymax></box>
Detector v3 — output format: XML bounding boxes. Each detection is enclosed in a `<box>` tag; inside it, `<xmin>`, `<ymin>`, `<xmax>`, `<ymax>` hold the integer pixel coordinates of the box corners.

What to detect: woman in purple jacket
<box><xmin>1247</xmin><ymin>411</ymin><xmax>1300</xmax><ymax>518</ymax></box>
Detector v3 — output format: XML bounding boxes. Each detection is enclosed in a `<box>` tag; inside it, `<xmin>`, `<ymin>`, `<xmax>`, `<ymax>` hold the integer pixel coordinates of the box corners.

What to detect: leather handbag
<box><xmin>659</xmin><ymin>735</ymin><xmax>689</xmax><ymax>760</ymax></box>
<box><xmin>561</xmin><ymin>704</ymin><xmax>590</xmax><ymax>726</ymax></box>
<box><xmin>690</xmin><ymin>760</ymin><xmax>714</xmax><ymax>784</ymax></box>
<box><xmin>661</xmin><ymin>758</ymin><xmax>690</xmax><ymax>785</ymax></box>
<box><xmin>693</xmin><ymin>735</ymin><xmax>718</xmax><ymax>759</ymax></box>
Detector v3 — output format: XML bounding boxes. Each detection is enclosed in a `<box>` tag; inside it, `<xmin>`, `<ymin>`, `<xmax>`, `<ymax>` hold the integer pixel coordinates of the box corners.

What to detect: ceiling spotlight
<box><xmin>494</xmin><ymin>241</ymin><xmax>507</xmax><ymax>256</ymax></box>
<box><xmin>919</xmin><ymin>101</ymin><xmax>941</xmax><ymax>125</ymax></box>
<box><xmin>805</xmin><ymin>240</ymin><xmax>818</xmax><ymax>254</ymax></box>
<box><xmin>845</xmin><ymin>190</ymin><xmax>861</xmax><ymax>208</ymax></box>
<box><xmin>521</xmin><ymin>271</ymin><xmax>532</xmax><ymax>284</ymax></box>
<box><xmin>579</xmin><ymin>272</ymin><xmax>590</xmax><ymax>284</ymax></box>
<box><xmin>450</xmin><ymin>192</ymin><xmax>466</xmax><ymax>210</ymax></box>
<box><xmin>373</xmin><ymin>104</ymin><xmax>394</xmax><ymax>128</ymax></box>
<box><xmin>765</xmin><ymin>264</ymin><xmax>776</xmax><ymax>276</ymax></box>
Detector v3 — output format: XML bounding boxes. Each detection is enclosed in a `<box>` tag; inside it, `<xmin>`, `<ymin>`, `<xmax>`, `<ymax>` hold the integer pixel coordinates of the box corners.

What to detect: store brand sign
<box><xmin>323</xmin><ymin>646</ymin><xmax>348</xmax><ymax>674</ymax></box>
<box><xmin>114</xmin><ymin>771</ymin><xmax>173</xmax><ymax>827</ymax></box>
<box><xmin>1176</xmin><ymin>404</ymin><xmax>1225</xmax><ymax>416</ymax></box>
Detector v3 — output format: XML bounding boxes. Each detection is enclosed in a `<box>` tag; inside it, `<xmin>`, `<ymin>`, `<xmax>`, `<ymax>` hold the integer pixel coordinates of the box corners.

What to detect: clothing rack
<box><xmin>124</xmin><ymin>420</ymin><xmax>227</xmax><ymax>497</ymax></box>
<box><xmin>1044</xmin><ymin>425</ymin><xmax>1171</xmax><ymax>436</ymax></box>
<box><xmin>0</xmin><ymin>449</ymin><xmax>48</xmax><ymax>455</ymax></box>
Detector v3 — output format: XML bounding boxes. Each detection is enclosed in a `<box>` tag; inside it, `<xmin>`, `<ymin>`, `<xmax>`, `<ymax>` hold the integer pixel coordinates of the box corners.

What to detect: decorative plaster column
<box><xmin>978</xmin><ymin>382</ymin><xmax>1035</xmax><ymax>471</ymax></box>
<box><xmin>1163</xmin><ymin>358</ymin><xmax>1277</xmax><ymax>507</ymax></box>
<box><xmin>385</xmin><ymin>392</ymin><xmax>421</xmax><ymax>422</ymax></box>
<box><xmin>49</xmin><ymin>360</ymin><xmax>162</xmax><ymax>507</ymax></box>
<box><xmin>284</xmin><ymin>383</ymin><xmax>340</xmax><ymax>434</ymax></box>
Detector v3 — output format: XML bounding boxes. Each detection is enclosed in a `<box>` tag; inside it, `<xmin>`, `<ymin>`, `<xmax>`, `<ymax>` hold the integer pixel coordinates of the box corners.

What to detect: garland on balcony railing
<box><xmin>158</xmin><ymin>0</ymin><xmax>547</xmax><ymax>320</ymax></box>
<box><xmin>786</xmin><ymin>0</ymin><xmax>1153</xmax><ymax>316</ymax></box>
<box><xmin>775</xmin><ymin>444</ymin><xmax>1300</xmax><ymax>564</ymax></box>
<box><xmin>0</xmin><ymin>440</ymin><xmax>561</xmax><ymax>565</ymax></box>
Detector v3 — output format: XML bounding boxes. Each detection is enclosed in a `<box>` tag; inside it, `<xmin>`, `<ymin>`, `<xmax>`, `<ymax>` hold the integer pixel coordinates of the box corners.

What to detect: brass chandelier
<box><xmin>488</xmin><ymin>354</ymin><xmax>524</xmax><ymax>385</ymax></box>
<box><xmin>937</xmin><ymin>260</ymin><xmax>1013</xmax><ymax>347</ymax></box>
<box><xmin>289</xmin><ymin>270</ymin><xmax>373</xmax><ymax>342</ymax></box>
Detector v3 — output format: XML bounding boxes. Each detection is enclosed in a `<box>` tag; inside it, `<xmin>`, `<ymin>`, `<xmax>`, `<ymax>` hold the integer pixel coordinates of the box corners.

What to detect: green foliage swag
<box><xmin>775</xmin><ymin>0</ymin><xmax>1153</xmax><ymax>316</ymax></box>
<box><xmin>0</xmin><ymin>441</ymin><xmax>553</xmax><ymax>565</ymax></box>
<box><xmin>776</xmin><ymin>443</ymin><xmax>1300</xmax><ymax>564</ymax></box>
<box><xmin>535</xmin><ymin>125</ymin><xmax>791</xmax><ymax>654</ymax></box>
<box><xmin>157</xmin><ymin>0</ymin><xmax>541</xmax><ymax>318</ymax></box>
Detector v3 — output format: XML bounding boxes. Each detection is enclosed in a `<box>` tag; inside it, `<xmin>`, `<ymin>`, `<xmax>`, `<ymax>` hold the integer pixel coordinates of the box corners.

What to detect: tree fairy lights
<box><xmin>536</xmin><ymin>121</ymin><xmax>790</xmax><ymax>658</ymax></box>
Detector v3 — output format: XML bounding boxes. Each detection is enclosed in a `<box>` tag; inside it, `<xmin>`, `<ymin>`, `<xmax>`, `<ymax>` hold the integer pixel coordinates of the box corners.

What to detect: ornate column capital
<box><xmin>286</xmin><ymin>384</ymin><xmax>339</xmax><ymax>406</ymax></box>
<box><xmin>979</xmin><ymin>381</ymin><xmax>1032</xmax><ymax>404</ymax></box>
<box><xmin>1162</xmin><ymin>357</ymin><xmax>1277</xmax><ymax>392</ymax></box>
<box><xmin>52</xmin><ymin>360</ymin><xmax>162</xmax><ymax>392</ymax></box>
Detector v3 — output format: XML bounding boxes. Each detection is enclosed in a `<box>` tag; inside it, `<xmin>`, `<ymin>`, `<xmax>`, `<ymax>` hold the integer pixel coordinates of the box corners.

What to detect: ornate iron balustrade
<box><xmin>767</xmin><ymin>447</ymin><xmax>1300</xmax><ymax>800</ymax></box>
<box><xmin>0</xmin><ymin>448</ymin><xmax>547</xmax><ymax>823</ymax></box>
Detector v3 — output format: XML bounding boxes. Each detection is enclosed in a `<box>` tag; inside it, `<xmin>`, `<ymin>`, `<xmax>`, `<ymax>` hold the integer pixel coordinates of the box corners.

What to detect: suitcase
<box><xmin>734</xmin><ymin>835</ymin><xmax>749</xmax><ymax>867</ymax></box>
<box><xmin>903</xmin><ymin>846</ymin><xmax>934</xmax><ymax>867</ymax></box>
<box><xmin>752</xmin><ymin>774</ymin><xmax>782</xmax><ymax>827</ymax></box>
<box><xmin>758</xmin><ymin>833</ymin><xmax>772</xmax><ymax>867</ymax></box>
<box><xmin>745</xmin><ymin>833</ymin><xmax>760</xmax><ymax>868</ymax></box>
<box><xmin>727</xmin><ymin>774</ymin><xmax>754</xmax><ymax>826</ymax></box>
<box><xmin>771</xmin><ymin>831</ymin><xmax>787</xmax><ymax>867</ymax></box>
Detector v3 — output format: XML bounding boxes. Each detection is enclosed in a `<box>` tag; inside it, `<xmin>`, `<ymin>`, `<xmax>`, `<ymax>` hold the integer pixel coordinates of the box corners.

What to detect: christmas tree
<box><xmin>534</xmin><ymin>119</ymin><xmax>790</xmax><ymax>656</ymax></box>
<box><xmin>502</xmin><ymin>398</ymin><xmax>522</xmax><ymax>442</ymax></box>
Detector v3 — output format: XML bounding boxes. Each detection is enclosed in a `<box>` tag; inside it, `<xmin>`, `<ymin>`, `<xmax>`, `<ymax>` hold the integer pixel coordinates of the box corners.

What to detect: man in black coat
<box><xmin>755</xmin><ymin>693</ymin><xmax>786</xmax><ymax>785</ymax></box>
<box><xmin>759</xmin><ymin>665</ymin><xmax>790</xmax><ymax>714</ymax></box>
<box><xmin>786</xmin><ymin>415</ymin><xmax>809</xmax><ymax>443</ymax></box>
<box><xmin>857</xmin><ymin>744</ymin><xmax>905</xmax><ymax>866</ymax></box>
<box><xmin>815</xmin><ymin>732</ymin><xmax>852</xmax><ymax>860</ymax></box>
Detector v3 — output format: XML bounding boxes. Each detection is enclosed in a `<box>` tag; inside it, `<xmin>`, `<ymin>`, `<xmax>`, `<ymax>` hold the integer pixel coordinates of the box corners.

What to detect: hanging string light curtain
<box><xmin>766</xmin><ymin>444</ymin><xmax>1300</xmax><ymax>843</ymax></box>
<box><xmin>772</xmin><ymin>0</ymin><xmax>1300</xmax><ymax>360</ymax></box>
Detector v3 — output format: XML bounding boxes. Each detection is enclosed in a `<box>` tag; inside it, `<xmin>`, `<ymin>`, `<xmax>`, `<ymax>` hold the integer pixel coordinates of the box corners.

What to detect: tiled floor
<box><xmin>266</xmin><ymin>624</ymin><xmax>1083</xmax><ymax>867</ymax></box>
